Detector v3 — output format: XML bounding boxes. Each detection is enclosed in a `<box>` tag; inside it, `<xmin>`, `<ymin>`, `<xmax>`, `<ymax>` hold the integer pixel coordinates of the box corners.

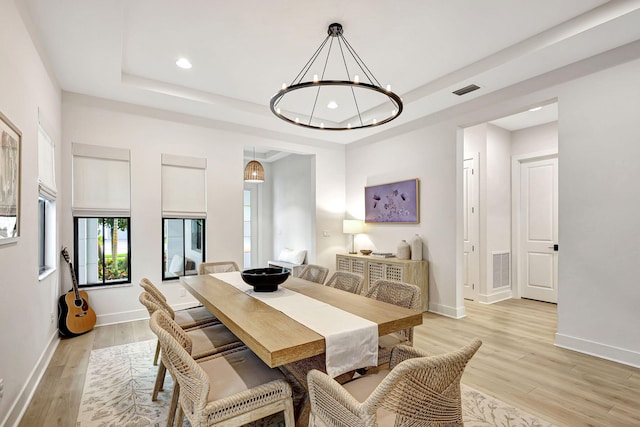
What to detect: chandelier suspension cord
<box><xmin>308</xmin><ymin>35</ymin><xmax>335</xmax><ymax>126</ymax></box>
<box><xmin>337</xmin><ymin>36</ymin><xmax>364</xmax><ymax>127</ymax></box>
<box><xmin>341</xmin><ymin>35</ymin><xmax>401</xmax><ymax>111</ymax></box>
<box><xmin>274</xmin><ymin>35</ymin><xmax>331</xmax><ymax>110</ymax></box>
<box><xmin>292</xmin><ymin>35</ymin><xmax>331</xmax><ymax>86</ymax></box>
<box><xmin>340</xmin><ymin>35</ymin><xmax>382</xmax><ymax>88</ymax></box>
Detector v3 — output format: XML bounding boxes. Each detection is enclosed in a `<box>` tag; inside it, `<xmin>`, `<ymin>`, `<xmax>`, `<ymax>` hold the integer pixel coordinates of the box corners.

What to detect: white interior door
<box><xmin>463</xmin><ymin>156</ymin><xmax>479</xmax><ymax>300</ymax></box>
<box><xmin>519</xmin><ymin>157</ymin><xmax>558</xmax><ymax>303</ymax></box>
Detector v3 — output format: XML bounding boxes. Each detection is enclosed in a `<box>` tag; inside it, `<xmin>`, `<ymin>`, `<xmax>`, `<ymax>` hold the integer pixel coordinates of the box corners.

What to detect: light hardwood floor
<box><xmin>20</xmin><ymin>299</ymin><xmax>640</xmax><ymax>426</ymax></box>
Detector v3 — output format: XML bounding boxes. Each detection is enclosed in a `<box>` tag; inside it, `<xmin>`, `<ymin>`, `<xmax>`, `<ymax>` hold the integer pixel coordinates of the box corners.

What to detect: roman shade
<box><xmin>37</xmin><ymin>125</ymin><xmax>56</xmax><ymax>199</ymax></box>
<box><xmin>162</xmin><ymin>153</ymin><xmax>206</xmax><ymax>218</ymax></box>
<box><xmin>72</xmin><ymin>143</ymin><xmax>131</xmax><ymax>217</ymax></box>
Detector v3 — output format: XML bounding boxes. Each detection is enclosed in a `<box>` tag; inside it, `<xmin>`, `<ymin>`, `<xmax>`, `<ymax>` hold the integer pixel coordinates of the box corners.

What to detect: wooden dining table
<box><xmin>181</xmin><ymin>272</ymin><xmax>423</xmax><ymax>426</ymax></box>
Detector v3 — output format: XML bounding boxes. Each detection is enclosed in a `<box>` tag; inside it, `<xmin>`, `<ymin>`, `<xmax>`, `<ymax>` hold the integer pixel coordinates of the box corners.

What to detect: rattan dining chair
<box><xmin>308</xmin><ymin>339</ymin><xmax>482</xmax><ymax>427</ymax></box>
<box><xmin>365</xmin><ymin>279</ymin><xmax>421</xmax><ymax>366</ymax></box>
<box><xmin>298</xmin><ymin>264</ymin><xmax>329</xmax><ymax>284</ymax></box>
<box><xmin>139</xmin><ymin>292</ymin><xmax>242</xmax><ymax>405</ymax></box>
<box><xmin>140</xmin><ymin>278</ymin><xmax>219</xmax><ymax>365</ymax></box>
<box><xmin>325</xmin><ymin>271</ymin><xmax>365</xmax><ymax>294</ymax></box>
<box><xmin>198</xmin><ymin>260</ymin><xmax>240</xmax><ymax>275</ymax></box>
<box><xmin>150</xmin><ymin>310</ymin><xmax>295</xmax><ymax>427</ymax></box>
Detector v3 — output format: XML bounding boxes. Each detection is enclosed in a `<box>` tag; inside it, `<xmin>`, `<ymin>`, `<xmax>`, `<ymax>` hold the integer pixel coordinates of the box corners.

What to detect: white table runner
<box><xmin>212</xmin><ymin>272</ymin><xmax>378</xmax><ymax>377</ymax></box>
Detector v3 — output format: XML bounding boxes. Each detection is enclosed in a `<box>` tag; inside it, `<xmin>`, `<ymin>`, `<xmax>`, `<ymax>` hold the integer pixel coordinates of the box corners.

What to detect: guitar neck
<box><xmin>68</xmin><ymin>262</ymin><xmax>81</xmax><ymax>299</ymax></box>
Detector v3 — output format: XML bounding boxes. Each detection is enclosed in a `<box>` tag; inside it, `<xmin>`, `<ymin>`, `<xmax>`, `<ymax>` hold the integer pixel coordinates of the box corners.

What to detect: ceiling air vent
<box><xmin>452</xmin><ymin>84</ymin><xmax>480</xmax><ymax>96</ymax></box>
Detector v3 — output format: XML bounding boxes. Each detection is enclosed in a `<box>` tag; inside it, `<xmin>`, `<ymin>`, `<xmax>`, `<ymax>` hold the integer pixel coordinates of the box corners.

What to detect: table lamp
<box><xmin>343</xmin><ymin>219</ymin><xmax>364</xmax><ymax>254</ymax></box>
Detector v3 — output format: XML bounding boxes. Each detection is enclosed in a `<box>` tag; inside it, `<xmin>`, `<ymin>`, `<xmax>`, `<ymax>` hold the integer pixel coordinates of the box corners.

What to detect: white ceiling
<box><xmin>21</xmin><ymin>0</ymin><xmax>640</xmax><ymax>144</ymax></box>
<box><xmin>489</xmin><ymin>102</ymin><xmax>558</xmax><ymax>131</ymax></box>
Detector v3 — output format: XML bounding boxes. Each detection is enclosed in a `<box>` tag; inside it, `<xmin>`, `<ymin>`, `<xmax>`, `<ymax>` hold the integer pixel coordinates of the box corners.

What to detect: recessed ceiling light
<box><xmin>528</xmin><ymin>106</ymin><xmax>542</xmax><ymax>112</ymax></box>
<box><xmin>327</xmin><ymin>101</ymin><xmax>338</xmax><ymax>109</ymax></box>
<box><xmin>176</xmin><ymin>58</ymin><xmax>192</xmax><ymax>69</ymax></box>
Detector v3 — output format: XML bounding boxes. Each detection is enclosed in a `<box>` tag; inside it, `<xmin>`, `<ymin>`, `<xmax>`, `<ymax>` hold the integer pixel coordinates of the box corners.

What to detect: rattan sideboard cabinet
<box><xmin>336</xmin><ymin>253</ymin><xmax>429</xmax><ymax>311</ymax></box>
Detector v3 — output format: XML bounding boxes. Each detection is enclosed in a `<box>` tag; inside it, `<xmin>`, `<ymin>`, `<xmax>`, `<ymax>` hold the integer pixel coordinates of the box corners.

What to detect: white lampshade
<box><xmin>343</xmin><ymin>219</ymin><xmax>364</xmax><ymax>234</ymax></box>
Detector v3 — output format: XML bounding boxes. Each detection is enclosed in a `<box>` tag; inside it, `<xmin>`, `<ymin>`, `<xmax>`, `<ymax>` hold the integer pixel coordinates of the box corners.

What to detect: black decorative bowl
<box><xmin>241</xmin><ymin>267</ymin><xmax>290</xmax><ymax>292</ymax></box>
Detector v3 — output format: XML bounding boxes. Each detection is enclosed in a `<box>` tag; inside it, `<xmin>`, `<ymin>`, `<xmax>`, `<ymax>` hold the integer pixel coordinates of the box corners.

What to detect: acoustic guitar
<box><xmin>58</xmin><ymin>247</ymin><xmax>96</xmax><ymax>337</ymax></box>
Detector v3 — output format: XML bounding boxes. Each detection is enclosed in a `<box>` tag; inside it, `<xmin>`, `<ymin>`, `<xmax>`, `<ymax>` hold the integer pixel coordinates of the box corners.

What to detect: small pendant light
<box><xmin>244</xmin><ymin>147</ymin><xmax>265</xmax><ymax>183</ymax></box>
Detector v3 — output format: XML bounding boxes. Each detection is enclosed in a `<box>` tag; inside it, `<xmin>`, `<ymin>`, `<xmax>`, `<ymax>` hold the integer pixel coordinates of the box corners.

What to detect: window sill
<box><xmin>39</xmin><ymin>267</ymin><xmax>56</xmax><ymax>281</ymax></box>
<box><xmin>81</xmin><ymin>283</ymin><xmax>133</xmax><ymax>291</ymax></box>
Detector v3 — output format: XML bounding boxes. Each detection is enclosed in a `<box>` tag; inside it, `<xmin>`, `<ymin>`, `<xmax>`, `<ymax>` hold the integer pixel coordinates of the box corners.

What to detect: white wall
<box><xmin>555</xmin><ymin>58</ymin><xmax>640</xmax><ymax>366</ymax></box>
<box><xmin>271</xmin><ymin>154</ymin><xmax>315</xmax><ymax>262</ymax></box>
<box><xmin>0</xmin><ymin>0</ymin><xmax>62</xmax><ymax>424</ymax></box>
<box><xmin>485</xmin><ymin>124</ymin><xmax>512</xmax><ymax>299</ymax></box>
<box><xmin>346</xmin><ymin>123</ymin><xmax>462</xmax><ymax>317</ymax></box>
<box><xmin>511</xmin><ymin>121</ymin><xmax>558</xmax><ymax>156</ymax></box>
<box><xmin>463</xmin><ymin>124</ymin><xmax>512</xmax><ymax>303</ymax></box>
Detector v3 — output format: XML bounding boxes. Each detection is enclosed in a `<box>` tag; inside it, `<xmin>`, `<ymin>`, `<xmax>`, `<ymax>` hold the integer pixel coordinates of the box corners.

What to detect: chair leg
<box><xmin>175</xmin><ymin>400</ymin><xmax>185</xmax><ymax>427</ymax></box>
<box><xmin>153</xmin><ymin>340</ymin><xmax>161</xmax><ymax>366</ymax></box>
<box><xmin>153</xmin><ymin>361</ymin><xmax>167</xmax><ymax>401</ymax></box>
<box><xmin>167</xmin><ymin>382</ymin><xmax>180</xmax><ymax>427</ymax></box>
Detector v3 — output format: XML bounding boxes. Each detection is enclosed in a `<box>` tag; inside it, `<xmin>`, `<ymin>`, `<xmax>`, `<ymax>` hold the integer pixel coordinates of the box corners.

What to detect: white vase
<box><xmin>410</xmin><ymin>234</ymin><xmax>423</xmax><ymax>260</ymax></box>
<box><xmin>397</xmin><ymin>240</ymin><xmax>410</xmax><ymax>260</ymax></box>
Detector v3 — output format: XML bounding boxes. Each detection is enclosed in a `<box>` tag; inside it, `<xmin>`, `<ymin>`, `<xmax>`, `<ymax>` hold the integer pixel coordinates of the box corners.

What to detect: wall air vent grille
<box><xmin>452</xmin><ymin>84</ymin><xmax>481</xmax><ymax>96</ymax></box>
<box><xmin>492</xmin><ymin>251</ymin><xmax>510</xmax><ymax>289</ymax></box>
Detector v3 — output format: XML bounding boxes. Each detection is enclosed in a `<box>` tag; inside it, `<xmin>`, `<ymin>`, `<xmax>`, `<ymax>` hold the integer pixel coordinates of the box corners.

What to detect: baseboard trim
<box><xmin>428</xmin><ymin>302</ymin><xmax>466</xmax><ymax>319</ymax></box>
<box><xmin>477</xmin><ymin>289</ymin><xmax>513</xmax><ymax>304</ymax></box>
<box><xmin>3</xmin><ymin>331</ymin><xmax>59</xmax><ymax>427</ymax></box>
<box><xmin>555</xmin><ymin>333</ymin><xmax>640</xmax><ymax>368</ymax></box>
<box><xmin>95</xmin><ymin>302</ymin><xmax>201</xmax><ymax>326</ymax></box>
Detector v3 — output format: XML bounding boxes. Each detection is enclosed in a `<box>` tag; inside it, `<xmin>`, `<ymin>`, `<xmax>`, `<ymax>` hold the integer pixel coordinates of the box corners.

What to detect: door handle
<box><xmin>547</xmin><ymin>244</ymin><xmax>558</xmax><ymax>251</ymax></box>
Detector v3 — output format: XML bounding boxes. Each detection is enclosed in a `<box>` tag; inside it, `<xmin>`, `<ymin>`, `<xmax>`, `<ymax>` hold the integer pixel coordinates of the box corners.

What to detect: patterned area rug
<box><xmin>77</xmin><ymin>340</ymin><xmax>555</xmax><ymax>427</ymax></box>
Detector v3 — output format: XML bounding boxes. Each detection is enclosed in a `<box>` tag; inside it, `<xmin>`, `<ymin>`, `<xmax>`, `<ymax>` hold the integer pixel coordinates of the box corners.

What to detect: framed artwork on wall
<box><xmin>365</xmin><ymin>178</ymin><xmax>419</xmax><ymax>223</ymax></box>
<box><xmin>0</xmin><ymin>112</ymin><xmax>21</xmax><ymax>244</ymax></box>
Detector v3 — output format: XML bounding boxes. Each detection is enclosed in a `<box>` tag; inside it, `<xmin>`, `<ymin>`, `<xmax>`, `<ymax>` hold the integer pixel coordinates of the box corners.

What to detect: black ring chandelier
<box><xmin>270</xmin><ymin>23</ymin><xmax>403</xmax><ymax>131</ymax></box>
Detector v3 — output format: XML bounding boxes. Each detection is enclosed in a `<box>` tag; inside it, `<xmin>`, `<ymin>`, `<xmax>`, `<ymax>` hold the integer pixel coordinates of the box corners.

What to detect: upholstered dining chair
<box><xmin>150</xmin><ymin>310</ymin><xmax>295</xmax><ymax>427</ymax></box>
<box><xmin>198</xmin><ymin>260</ymin><xmax>240</xmax><ymax>275</ymax></box>
<box><xmin>138</xmin><ymin>292</ymin><xmax>242</xmax><ymax>404</ymax></box>
<box><xmin>140</xmin><ymin>277</ymin><xmax>219</xmax><ymax>365</ymax></box>
<box><xmin>325</xmin><ymin>271</ymin><xmax>365</xmax><ymax>294</ymax></box>
<box><xmin>308</xmin><ymin>339</ymin><xmax>482</xmax><ymax>427</ymax></box>
<box><xmin>365</xmin><ymin>279</ymin><xmax>421</xmax><ymax>366</ymax></box>
<box><xmin>298</xmin><ymin>264</ymin><xmax>329</xmax><ymax>284</ymax></box>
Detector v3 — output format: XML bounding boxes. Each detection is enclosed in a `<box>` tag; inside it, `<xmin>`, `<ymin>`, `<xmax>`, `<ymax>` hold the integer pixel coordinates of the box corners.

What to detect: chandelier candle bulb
<box><xmin>386</xmin><ymin>84</ymin><xmax>391</xmax><ymax>91</ymax></box>
<box><xmin>313</xmin><ymin>74</ymin><xmax>319</xmax><ymax>83</ymax></box>
<box><xmin>354</xmin><ymin>75</ymin><xmax>360</xmax><ymax>83</ymax></box>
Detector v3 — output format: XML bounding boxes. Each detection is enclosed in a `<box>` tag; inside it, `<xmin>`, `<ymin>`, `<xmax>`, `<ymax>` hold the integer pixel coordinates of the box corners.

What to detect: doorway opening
<box><xmin>243</xmin><ymin>148</ymin><xmax>316</xmax><ymax>270</ymax></box>
<box><xmin>462</xmin><ymin>101</ymin><xmax>558</xmax><ymax>305</ymax></box>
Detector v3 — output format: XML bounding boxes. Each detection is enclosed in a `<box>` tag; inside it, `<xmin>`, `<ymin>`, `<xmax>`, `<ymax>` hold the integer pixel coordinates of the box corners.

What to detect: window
<box><xmin>38</xmin><ymin>123</ymin><xmax>56</xmax><ymax>278</ymax></box>
<box><xmin>161</xmin><ymin>153</ymin><xmax>207</xmax><ymax>278</ymax></box>
<box><xmin>163</xmin><ymin>218</ymin><xmax>205</xmax><ymax>280</ymax></box>
<box><xmin>75</xmin><ymin>217</ymin><xmax>130</xmax><ymax>286</ymax></box>
<box><xmin>72</xmin><ymin>143</ymin><xmax>131</xmax><ymax>287</ymax></box>
<box><xmin>38</xmin><ymin>198</ymin><xmax>46</xmax><ymax>273</ymax></box>
<box><xmin>37</xmin><ymin>196</ymin><xmax>58</xmax><ymax>276</ymax></box>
